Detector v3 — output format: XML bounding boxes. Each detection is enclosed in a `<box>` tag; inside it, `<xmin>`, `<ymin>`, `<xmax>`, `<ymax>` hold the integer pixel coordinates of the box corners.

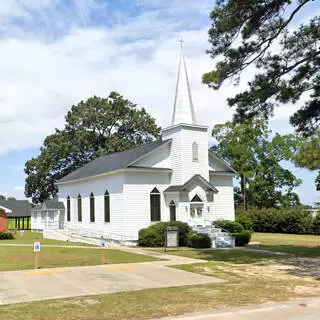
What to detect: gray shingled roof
<box><xmin>57</xmin><ymin>139</ymin><xmax>171</xmax><ymax>184</ymax></box>
<box><xmin>33</xmin><ymin>199</ymin><xmax>65</xmax><ymax>211</ymax></box>
<box><xmin>0</xmin><ymin>200</ymin><xmax>32</xmax><ymax>217</ymax></box>
<box><xmin>164</xmin><ymin>174</ymin><xmax>219</xmax><ymax>193</ymax></box>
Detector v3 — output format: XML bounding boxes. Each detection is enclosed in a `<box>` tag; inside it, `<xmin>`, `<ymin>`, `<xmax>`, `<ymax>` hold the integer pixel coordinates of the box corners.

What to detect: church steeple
<box><xmin>171</xmin><ymin>41</ymin><xmax>196</xmax><ymax>125</ymax></box>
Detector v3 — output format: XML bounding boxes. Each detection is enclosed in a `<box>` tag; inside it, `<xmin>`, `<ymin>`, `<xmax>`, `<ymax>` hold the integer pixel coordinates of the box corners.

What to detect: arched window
<box><xmin>192</xmin><ymin>142</ymin><xmax>198</xmax><ymax>161</ymax></box>
<box><xmin>90</xmin><ymin>192</ymin><xmax>95</xmax><ymax>222</ymax></box>
<box><xmin>169</xmin><ymin>200</ymin><xmax>176</xmax><ymax>221</ymax></box>
<box><xmin>67</xmin><ymin>196</ymin><xmax>71</xmax><ymax>221</ymax></box>
<box><xmin>104</xmin><ymin>190</ymin><xmax>110</xmax><ymax>222</ymax></box>
<box><xmin>150</xmin><ymin>188</ymin><xmax>161</xmax><ymax>221</ymax></box>
<box><xmin>77</xmin><ymin>194</ymin><xmax>82</xmax><ymax>222</ymax></box>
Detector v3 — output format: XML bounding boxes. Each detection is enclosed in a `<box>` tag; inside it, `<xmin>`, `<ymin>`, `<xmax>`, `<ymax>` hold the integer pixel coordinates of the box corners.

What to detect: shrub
<box><xmin>235</xmin><ymin>215</ymin><xmax>253</xmax><ymax>231</ymax></box>
<box><xmin>313</xmin><ymin>214</ymin><xmax>320</xmax><ymax>235</ymax></box>
<box><xmin>187</xmin><ymin>232</ymin><xmax>211</xmax><ymax>248</ymax></box>
<box><xmin>0</xmin><ymin>231</ymin><xmax>14</xmax><ymax>240</ymax></box>
<box><xmin>213</xmin><ymin>220</ymin><xmax>244</xmax><ymax>233</ymax></box>
<box><xmin>138</xmin><ymin>228</ymin><xmax>163</xmax><ymax>247</ymax></box>
<box><xmin>236</xmin><ymin>208</ymin><xmax>314</xmax><ymax>234</ymax></box>
<box><xmin>138</xmin><ymin>221</ymin><xmax>192</xmax><ymax>247</ymax></box>
<box><xmin>230</xmin><ymin>231</ymin><xmax>252</xmax><ymax>246</ymax></box>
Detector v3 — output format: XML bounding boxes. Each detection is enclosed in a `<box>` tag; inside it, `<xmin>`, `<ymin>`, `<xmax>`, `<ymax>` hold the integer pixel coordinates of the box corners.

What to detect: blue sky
<box><xmin>0</xmin><ymin>0</ymin><xmax>318</xmax><ymax>205</ymax></box>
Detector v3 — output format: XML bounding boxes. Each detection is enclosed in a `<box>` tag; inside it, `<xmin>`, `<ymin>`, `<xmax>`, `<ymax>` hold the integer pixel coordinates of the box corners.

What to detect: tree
<box><xmin>203</xmin><ymin>0</ymin><xmax>320</xmax><ymax>136</ymax></box>
<box><xmin>7</xmin><ymin>197</ymin><xmax>17</xmax><ymax>201</ymax></box>
<box><xmin>211</xmin><ymin>119</ymin><xmax>301</xmax><ymax>209</ymax></box>
<box><xmin>0</xmin><ymin>195</ymin><xmax>5</xmax><ymax>200</ymax></box>
<box><xmin>25</xmin><ymin>92</ymin><xmax>161</xmax><ymax>203</ymax></box>
<box><xmin>294</xmin><ymin>130</ymin><xmax>320</xmax><ymax>191</ymax></box>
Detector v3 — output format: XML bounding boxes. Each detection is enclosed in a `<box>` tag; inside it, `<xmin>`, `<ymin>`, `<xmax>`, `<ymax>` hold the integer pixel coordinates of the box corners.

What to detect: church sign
<box><xmin>165</xmin><ymin>226</ymin><xmax>179</xmax><ymax>251</ymax></box>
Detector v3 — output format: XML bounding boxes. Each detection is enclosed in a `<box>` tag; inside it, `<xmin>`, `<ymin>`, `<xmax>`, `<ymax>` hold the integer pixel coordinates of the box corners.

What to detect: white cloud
<box><xmin>0</xmin><ymin>0</ymin><xmax>304</xmax><ymax>157</ymax></box>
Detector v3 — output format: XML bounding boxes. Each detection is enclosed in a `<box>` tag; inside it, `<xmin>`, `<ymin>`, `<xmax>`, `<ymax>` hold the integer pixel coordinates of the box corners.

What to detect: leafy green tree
<box><xmin>0</xmin><ymin>195</ymin><xmax>6</xmax><ymax>200</ymax></box>
<box><xmin>294</xmin><ymin>130</ymin><xmax>320</xmax><ymax>191</ymax></box>
<box><xmin>25</xmin><ymin>92</ymin><xmax>161</xmax><ymax>203</ymax></box>
<box><xmin>211</xmin><ymin>119</ymin><xmax>301</xmax><ymax>209</ymax></box>
<box><xmin>203</xmin><ymin>0</ymin><xmax>320</xmax><ymax>136</ymax></box>
<box><xmin>7</xmin><ymin>197</ymin><xmax>17</xmax><ymax>201</ymax></box>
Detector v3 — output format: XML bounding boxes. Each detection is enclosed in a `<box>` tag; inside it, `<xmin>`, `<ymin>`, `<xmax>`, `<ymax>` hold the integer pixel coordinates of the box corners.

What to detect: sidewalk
<box><xmin>0</xmin><ymin>248</ymin><xmax>220</xmax><ymax>305</ymax></box>
<box><xmin>157</xmin><ymin>298</ymin><xmax>320</xmax><ymax>320</ymax></box>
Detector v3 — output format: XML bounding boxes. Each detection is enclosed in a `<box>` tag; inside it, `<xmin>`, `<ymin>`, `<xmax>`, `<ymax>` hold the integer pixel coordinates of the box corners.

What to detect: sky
<box><xmin>0</xmin><ymin>0</ymin><xmax>318</xmax><ymax>205</ymax></box>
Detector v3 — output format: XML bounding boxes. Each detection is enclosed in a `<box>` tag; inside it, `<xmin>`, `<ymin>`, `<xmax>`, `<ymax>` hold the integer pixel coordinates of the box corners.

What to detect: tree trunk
<box><xmin>241</xmin><ymin>174</ymin><xmax>247</xmax><ymax>211</ymax></box>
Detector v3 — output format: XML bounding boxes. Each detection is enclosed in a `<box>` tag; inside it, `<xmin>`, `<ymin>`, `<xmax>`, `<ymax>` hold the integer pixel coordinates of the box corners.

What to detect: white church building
<box><xmin>43</xmin><ymin>47</ymin><xmax>236</xmax><ymax>242</ymax></box>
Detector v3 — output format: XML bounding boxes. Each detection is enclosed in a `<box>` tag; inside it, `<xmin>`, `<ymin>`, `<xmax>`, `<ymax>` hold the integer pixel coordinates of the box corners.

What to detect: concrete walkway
<box><xmin>157</xmin><ymin>298</ymin><xmax>320</xmax><ymax>320</ymax></box>
<box><xmin>0</xmin><ymin>248</ymin><xmax>222</xmax><ymax>305</ymax></box>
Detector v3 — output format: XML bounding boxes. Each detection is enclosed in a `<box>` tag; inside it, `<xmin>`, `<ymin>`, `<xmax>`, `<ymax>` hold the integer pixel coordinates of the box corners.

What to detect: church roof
<box><xmin>0</xmin><ymin>200</ymin><xmax>32</xmax><ymax>218</ymax></box>
<box><xmin>57</xmin><ymin>139</ymin><xmax>170</xmax><ymax>184</ymax></box>
<box><xmin>171</xmin><ymin>42</ymin><xmax>196</xmax><ymax>125</ymax></box>
<box><xmin>164</xmin><ymin>174</ymin><xmax>218</xmax><ymax>193</ymax></box>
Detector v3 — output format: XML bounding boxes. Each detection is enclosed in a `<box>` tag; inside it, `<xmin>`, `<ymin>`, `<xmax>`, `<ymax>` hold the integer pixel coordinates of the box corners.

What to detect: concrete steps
<box><xmin>192</xmin><ymin>225</ymin><xmax>235</xmax><ymax>248</ymax></box>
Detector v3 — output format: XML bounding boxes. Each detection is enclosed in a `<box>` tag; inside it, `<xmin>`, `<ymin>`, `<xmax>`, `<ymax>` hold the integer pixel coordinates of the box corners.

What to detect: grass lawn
<box><xmin>1</xmin><ymin>231</ymin><xmax>94</xmax><ymax>246</ymax></box>
<box><xmin>148</xmin><ymin>247</ymin><xmax>277</xmax><ymax>264</ymax></box>
<box><xmin>0</xmin><ymin>246</ymin><xmax>158</xmax><ymax>271</ymax></box>
<box><xmin>251</xmin><ymin>232</ymin><xmax>320</xmax><ymax>257</ymax></box>
<box><xmin>1</xmin><ymin>257</ymin><xmax>319</xmax><ymax>320</ymax></box>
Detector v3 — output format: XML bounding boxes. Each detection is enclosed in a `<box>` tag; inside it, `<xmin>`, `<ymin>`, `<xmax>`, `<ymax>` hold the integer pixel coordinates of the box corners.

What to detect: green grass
<box><xmin>251</xmin><ymin>232</ymin><xmax>320</xmax><ymax>257</ymax></box>
<box><xmin>252</xmin><ymin>232</ymin><xmax>320</xmax><ymax>246</ymax></box>
<box><xmin>148</xmin><ymin>247</ymin><xmax>276</xmax><ymax>264</ymax></box>
<box><xmin>1</xmin><ymin>231</ymin><xmax>94</xmax><ymax>246</ymax></box>
<box><xmin>0</xmin><ymin>246</ymin><xmax>158</xmax><ymax>271</ymax></box>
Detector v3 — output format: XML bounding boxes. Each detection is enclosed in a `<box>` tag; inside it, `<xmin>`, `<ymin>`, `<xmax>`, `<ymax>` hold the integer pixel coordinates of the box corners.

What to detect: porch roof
<box><xmin>164</xmin><ymin>174</ymin><xmax>218</xmax><ymax>193</ymax></box>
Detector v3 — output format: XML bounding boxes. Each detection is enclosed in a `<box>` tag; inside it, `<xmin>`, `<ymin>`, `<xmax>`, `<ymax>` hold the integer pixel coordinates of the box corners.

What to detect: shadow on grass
<box><xmin>258</xmin><ymin>245</ymin><xmax>320</xmax><ymax>258</ymax></box>
<box><xmin>178</xmin><ymin>248</ymin><xmax>278</xmax><ymax>264</ymax></box>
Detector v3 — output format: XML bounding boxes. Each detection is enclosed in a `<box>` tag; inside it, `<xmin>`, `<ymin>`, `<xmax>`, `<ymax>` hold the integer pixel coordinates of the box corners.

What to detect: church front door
<box><xmin>190</xmin><ymin>204</ymin><xmax>204</xmax><ymax>226</ymax></box>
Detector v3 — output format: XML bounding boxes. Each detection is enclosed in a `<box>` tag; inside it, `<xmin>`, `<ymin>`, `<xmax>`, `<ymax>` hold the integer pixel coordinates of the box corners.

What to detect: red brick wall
<box><xmin>0</xmin><ymin>209</ymin><xmax>7</xmax><ymax>231</ymax></box>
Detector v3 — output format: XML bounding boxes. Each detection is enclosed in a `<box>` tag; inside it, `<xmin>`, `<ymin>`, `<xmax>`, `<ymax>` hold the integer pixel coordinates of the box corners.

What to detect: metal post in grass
<box><xmin>33</xmin><ymin>239</ymin><xmax>41</xmax><ymax>269</ymax></box>
<box><xmin>100</xmin><ymin>236</ymin><xmax>106</xmax><ymax>264</ymax></box>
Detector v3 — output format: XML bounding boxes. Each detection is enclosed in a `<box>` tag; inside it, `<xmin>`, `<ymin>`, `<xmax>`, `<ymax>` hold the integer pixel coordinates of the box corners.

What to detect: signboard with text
<box><xmin>165</xmin><ymin>226</ymin><xmax>179</xmax><ymax>250</ymax></box>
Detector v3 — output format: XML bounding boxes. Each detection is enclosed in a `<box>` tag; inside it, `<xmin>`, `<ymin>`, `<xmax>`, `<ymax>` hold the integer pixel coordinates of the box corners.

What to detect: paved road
<box><xmin>157</xmin><ymin>298</ymin><xmax>320</xmax><ymax>320</ymax></box>
<box><xmin>0</xmin><ymin>249</ymin><xmax>222</xmax><ymax>305</ymax></box>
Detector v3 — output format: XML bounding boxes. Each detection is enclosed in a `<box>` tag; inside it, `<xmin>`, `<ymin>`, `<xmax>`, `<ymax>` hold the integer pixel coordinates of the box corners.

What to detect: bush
<box><xmin>213</xmin><ymin>220</ymin><xmax>244</xmax><ymax>233</ymax></box>
<box><xmin>236</xmin><ymin>208</ymin><xmax>314</xmax><ymax>234</ymax></box>
<box><xmin>187</xmin><ymin>232</ymin><xmax>211</xmax><ymax>248</ymax></box>
<box><xmin>230</xmin><ymin>230</ymin><xmax>252</xmax><ymax>246</ymax></box>
<box><xmin>235</xmin><ymin>215</ymin><xmax>253</xmax><ymax>231</ymax></box>
<box><xmin>313</xmin><ymin>214</ymin><xmax>320</xmax><ymax>235</ymax></box>
<box><xmin>138</xmin><ymin>221</ymin><xmax>192</xmax><ymax>247</ymax></box>
<box><xmin>0</xmin><ymin>231</ymin><xmax>14</xmax><ymax>240</ymax></box>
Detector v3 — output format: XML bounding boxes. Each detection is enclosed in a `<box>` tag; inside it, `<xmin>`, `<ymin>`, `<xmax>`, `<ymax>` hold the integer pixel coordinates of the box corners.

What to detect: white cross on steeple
<box><xmin>171</xmin><ymin>40</ymin><xmax>196</xmax><ymax>125</ymax></box>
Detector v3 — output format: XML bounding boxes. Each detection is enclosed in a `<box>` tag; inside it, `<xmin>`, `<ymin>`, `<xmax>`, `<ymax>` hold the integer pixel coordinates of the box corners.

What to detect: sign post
<box><xmin>33</xmin><ymin>240</ymin><xmax>41</xmax><ymax>269</ymax></box>
<box><xmin>100</xmin><ymin>236</ymin><xmax>106</xmax><ymax>264</ymax></box>
<box><xmin>164</xmin><ymin>226</ymin><xmax>179</xmax><ymax>252</ymax></box>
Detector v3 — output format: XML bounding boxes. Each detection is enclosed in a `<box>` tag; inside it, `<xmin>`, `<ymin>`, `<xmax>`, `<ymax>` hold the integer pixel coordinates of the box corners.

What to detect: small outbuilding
<box><xmin>31</xmin><ymin>199</ymin><xmax>65</xmax><ymax>231</ymax></box>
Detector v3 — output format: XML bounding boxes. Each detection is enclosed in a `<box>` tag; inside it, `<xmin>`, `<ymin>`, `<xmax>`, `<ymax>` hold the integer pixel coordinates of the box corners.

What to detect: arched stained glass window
<box><xmin>150</xmin><ymin>188</ymin><xmax>161</xmax><ymax>221</ymax></box>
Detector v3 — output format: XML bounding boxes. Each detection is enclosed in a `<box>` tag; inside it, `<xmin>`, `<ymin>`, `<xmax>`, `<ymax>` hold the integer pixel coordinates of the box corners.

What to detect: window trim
<box><xmin>192</xmin><ymin>141</ymin><xmax>199</xmax><ymax>162</ymax></box>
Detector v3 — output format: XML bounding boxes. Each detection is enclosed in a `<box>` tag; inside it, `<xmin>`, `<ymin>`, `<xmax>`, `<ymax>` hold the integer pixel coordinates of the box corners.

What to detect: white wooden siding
<box><xmin>58</xmin><ymin>172</ymin><xmax>125</xmax><ymax>239</ymax></box>
<box><xmin>132</xmin><ymin>142</ymin><xmax>171</xmax><ymax>168</ymax></box>
<box><xmin>210</xmin><ymin>174</ymin><xmax>235</xmax><ymax>221</ymax></box>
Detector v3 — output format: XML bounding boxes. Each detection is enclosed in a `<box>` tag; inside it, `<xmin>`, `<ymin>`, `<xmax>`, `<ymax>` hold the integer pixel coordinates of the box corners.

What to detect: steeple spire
<box><xmin>171</xmin><ymin>40</ymin><xmax>196</xmax><ymax>125</ymax></box>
